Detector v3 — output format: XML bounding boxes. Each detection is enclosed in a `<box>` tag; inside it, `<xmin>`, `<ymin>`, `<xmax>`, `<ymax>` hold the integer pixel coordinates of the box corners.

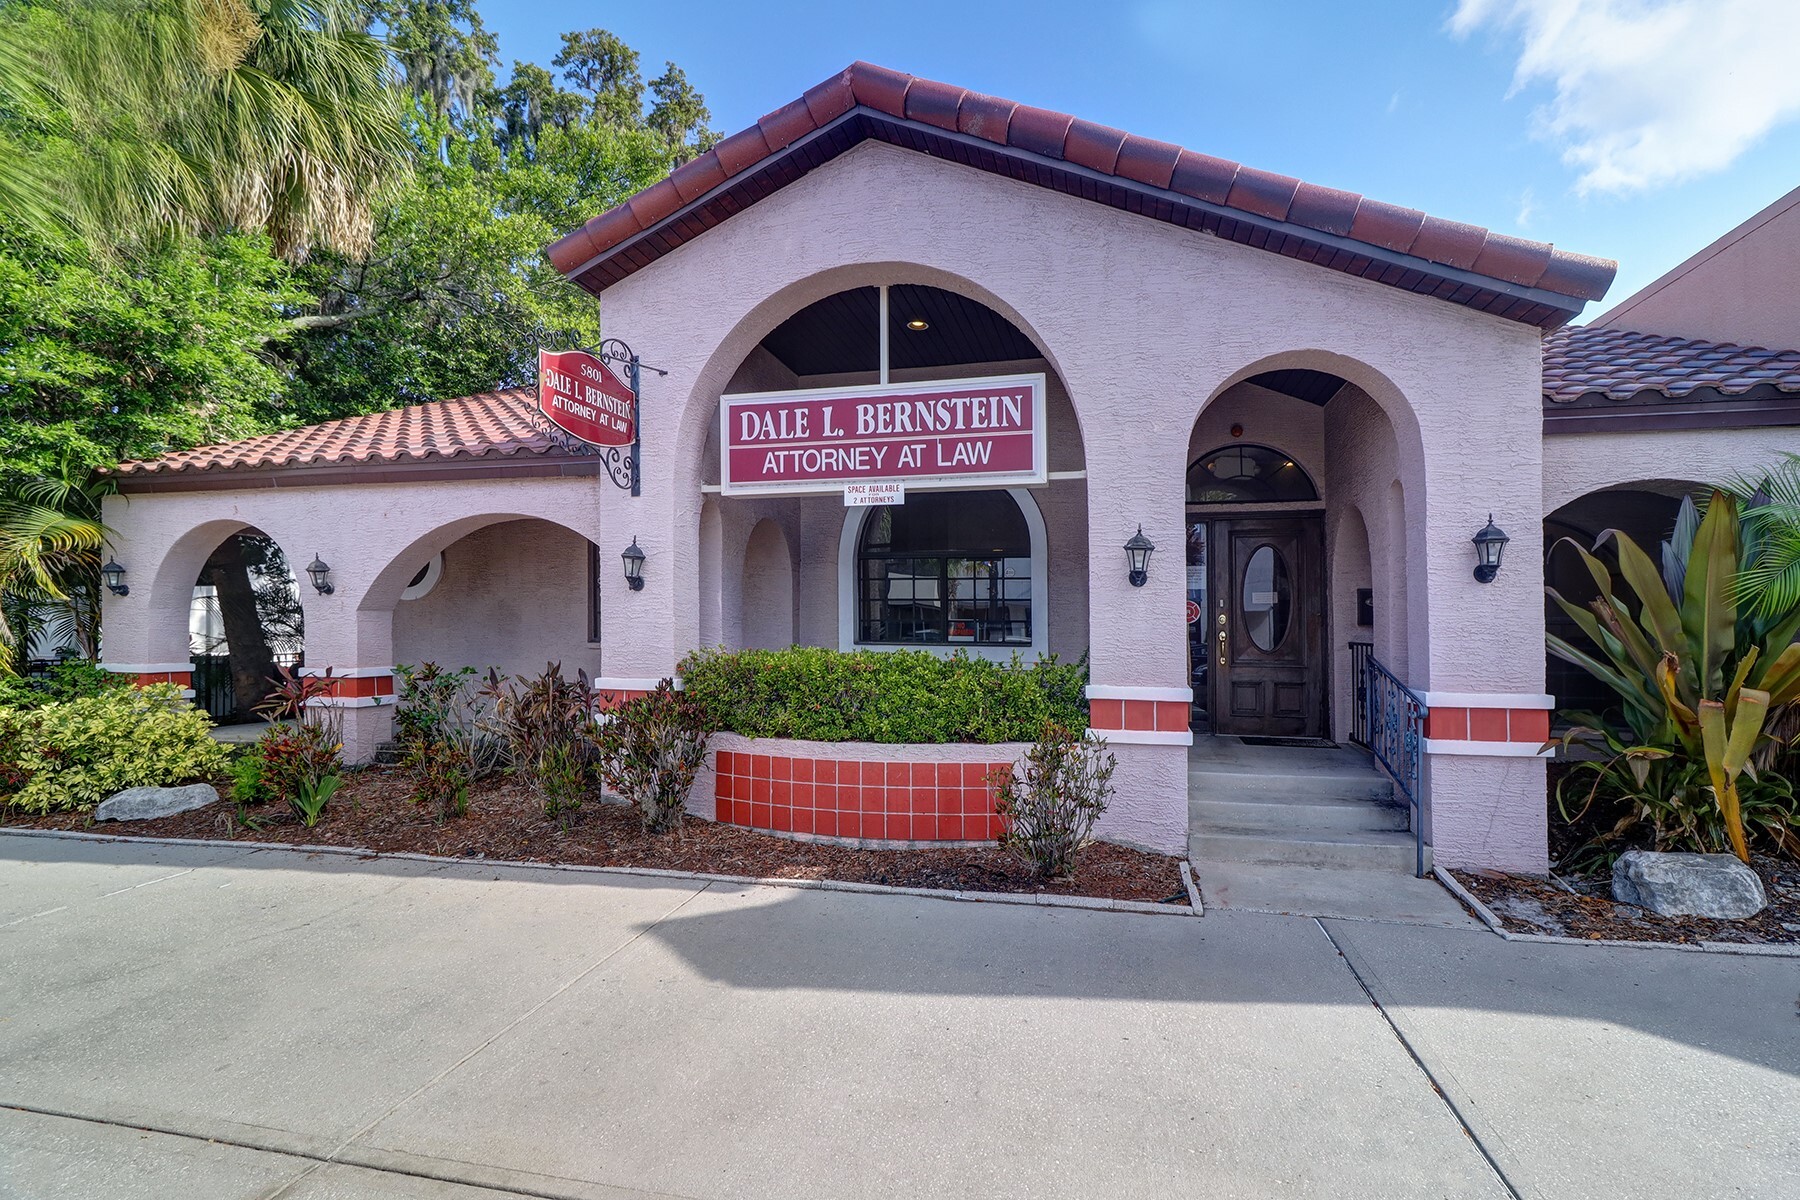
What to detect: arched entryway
<box><xmin>1544</xmin><ymin>482</ymin><xmax>1695</xmax><ymax>716</ymax></box>
<box><xmin>1181</xmin><ymin>353</ymin><xmax>1424</xmax><ymax>744</ymax></box>
<box><xmin>688</xmin><ymin>277</ymin><xmax>1087</xmax><ymax>664</ymax></box>
<box><xmin>373</xmin><ymin>516</ymin><xmax>605</xmax><ymax>682</ymax></box>
<box><xmin>1183</xmin><ymin>443</ymin><xmax>1324</xmax><ymax>737</ymax></box>
<box><xmin>187</xmin><ymin>528</ymin><xmax>303</xmax><ymax>721</ymax></box>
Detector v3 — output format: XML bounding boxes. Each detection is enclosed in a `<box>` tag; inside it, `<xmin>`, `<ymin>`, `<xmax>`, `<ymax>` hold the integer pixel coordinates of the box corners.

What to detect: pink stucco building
<box><xmin>93</xmin><ymin>64</ymin><xmax>1800</xmax><ymax>876</ymax></box>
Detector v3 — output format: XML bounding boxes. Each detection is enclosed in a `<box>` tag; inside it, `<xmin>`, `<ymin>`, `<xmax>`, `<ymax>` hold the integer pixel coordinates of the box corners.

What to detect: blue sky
<box><xmin>483</xmin><ymin>0</ymin><xmax>1800</xmax><ymax>319</ymax></box>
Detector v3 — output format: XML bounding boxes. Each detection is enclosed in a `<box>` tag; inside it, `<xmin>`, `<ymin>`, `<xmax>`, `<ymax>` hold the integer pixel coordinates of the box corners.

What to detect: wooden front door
<box><xmin>1208</xmin><ymin>517</ymin><xmax>1325</xmax><ymax>738</ymax></box>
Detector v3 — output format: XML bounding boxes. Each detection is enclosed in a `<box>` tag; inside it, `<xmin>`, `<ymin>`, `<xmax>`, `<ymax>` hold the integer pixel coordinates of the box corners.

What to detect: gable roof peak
<box><xmin>547</xmin><ymin>61</ymin><xmax>1616</xmax><ymax>329</ymax></box>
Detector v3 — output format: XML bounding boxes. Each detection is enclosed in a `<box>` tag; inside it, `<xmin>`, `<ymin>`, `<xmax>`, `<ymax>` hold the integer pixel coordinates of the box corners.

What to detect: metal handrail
<box><xmin>1362</xmin><ymin>652</ymin><xmax>1427</xmax><ymax>877</ymax></box>
<box><xmin>1347</xmin><ymin>641</ymin><xmax>1373</xmax><ymax>747</ymax></box>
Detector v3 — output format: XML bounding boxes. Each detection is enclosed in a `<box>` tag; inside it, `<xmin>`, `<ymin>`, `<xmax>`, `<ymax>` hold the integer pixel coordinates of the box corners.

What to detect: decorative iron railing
<box><xmin>190</xmin><ymin>655</ymin><xmax>236</xmax><ymax>722</ymax></box>
<box><xmin>1347</xmin><ymin>641</ymin><xmax>1373</xmax><ymax>748</ymax></box>
<box><xmin>1362</xmin><ymin>652</ymin><xmax>1427</xmax><ymax>877</ymax></box>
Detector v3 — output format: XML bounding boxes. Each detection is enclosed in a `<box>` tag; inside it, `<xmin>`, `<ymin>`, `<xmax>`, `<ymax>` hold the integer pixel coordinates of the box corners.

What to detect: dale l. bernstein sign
<box><xmin>538</xmin><ymin>348</ymin><xmax>636</xmax><ymax>448</ymax></box>
<box><xmin>719</xmin><ymin>373</ymin><xmax>1046</xmax><ymax>497</ymax></box>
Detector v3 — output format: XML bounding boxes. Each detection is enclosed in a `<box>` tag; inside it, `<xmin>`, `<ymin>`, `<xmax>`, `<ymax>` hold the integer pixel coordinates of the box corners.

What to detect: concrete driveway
<box><xmin>1</xmin><ymin>833</ymin><xmax>1795</xmax><ymax>1200</ymax></box>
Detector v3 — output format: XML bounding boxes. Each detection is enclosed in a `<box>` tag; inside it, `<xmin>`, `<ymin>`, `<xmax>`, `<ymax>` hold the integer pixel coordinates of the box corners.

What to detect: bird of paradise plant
<box><xmin>1548</xmin><ymin>490</ymin><xmax>1800</xmax><ymax>862</ymax></box>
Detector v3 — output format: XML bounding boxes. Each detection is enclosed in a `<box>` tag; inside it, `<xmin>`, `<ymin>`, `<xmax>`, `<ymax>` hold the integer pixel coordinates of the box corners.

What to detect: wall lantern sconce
<box><xmin>305</xmin><ymin>553</ymin><xmax>335</xmax><ymax>595</ymax></box>
<box><xmin>1472</xmin><ymin>515</ymin><xmax>1509</xmax><ymax>584</ymax></box>
<box><xmin>101</xmin><ymin>559</ymin><xmax>129</xmax><ymax>596</ymax></box>
<box><xmin>621</xmin><ymin>537</ymin><xmax>647</xmax><ymax>591</ymax></box>
<box><xmin>1124</xmin><ymin>526</ymin><xmax>1155</xmax><ymax>588</ymax></box>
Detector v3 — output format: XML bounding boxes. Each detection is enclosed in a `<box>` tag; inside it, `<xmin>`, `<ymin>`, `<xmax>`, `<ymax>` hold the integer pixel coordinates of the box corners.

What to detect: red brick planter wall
<box><xmin>710</xmin><ymin>741</ymin><xmax>1018</xmax><ymax>844</ymax></box>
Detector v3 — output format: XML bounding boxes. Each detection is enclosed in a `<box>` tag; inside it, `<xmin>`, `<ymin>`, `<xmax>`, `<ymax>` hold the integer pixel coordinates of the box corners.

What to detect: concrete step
<box><xmin>1190</xmin><ymin>826</ymin><xmax>1430</xmax><ymax>873</ymax></box>
<box><xmin>1191</xmin><ymin>780</ymin><xmax>1397</xmax><ymax>808</ymax></box>
<box><xmin>1191</xmin><ymin>793</ymin><xmax>1411</xmax><ymax>834</ymax></box>
<box><xmin>1187</xmin><ymin>767</ymin><xmax>1395</xmax><ymax>803</ymax></box>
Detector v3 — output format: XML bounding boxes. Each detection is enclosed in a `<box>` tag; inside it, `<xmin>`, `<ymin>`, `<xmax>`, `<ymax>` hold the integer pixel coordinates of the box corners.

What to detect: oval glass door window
<box><xmin>1242</xmin><ymin>545</ymin><xmax>1292</xmax><ymax>652</ymax></box>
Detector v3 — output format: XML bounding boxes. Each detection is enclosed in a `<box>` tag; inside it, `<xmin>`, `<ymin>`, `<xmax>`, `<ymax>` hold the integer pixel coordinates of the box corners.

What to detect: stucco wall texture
<box><xmin>103</xmin><ymin>139</ymin><xmax>1571</xmax><ymax>865</ymax></box>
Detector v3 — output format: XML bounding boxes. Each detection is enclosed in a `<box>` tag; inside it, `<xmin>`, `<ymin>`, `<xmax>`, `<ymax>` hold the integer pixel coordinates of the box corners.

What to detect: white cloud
<box><xmin>1451</xmin><ymin>0</ymin><xmax>1800</xmax><ymax>194</ymax></box>
<box><xmin>1516</xmin><ymin>186</ymin><xmax>1537</xmax><ymax>228</ymax></box>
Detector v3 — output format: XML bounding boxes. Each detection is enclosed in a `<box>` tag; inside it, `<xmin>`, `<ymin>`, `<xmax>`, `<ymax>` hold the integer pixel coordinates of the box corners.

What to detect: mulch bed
<box><xmin>1448</xmin><ymin>856</ymin><xmax>1800</xmax><ymax>946</ymax></box>
<box><xmin>5</xmin><ymin>767</ymin><xmax>1187</xmax><ymax>905</ymax></box>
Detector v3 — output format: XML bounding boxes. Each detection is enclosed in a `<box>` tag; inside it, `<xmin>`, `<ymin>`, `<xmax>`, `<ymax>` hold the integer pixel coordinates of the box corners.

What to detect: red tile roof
<box><xmin>546</xmin><ymin>62</ymin><xmax>1616</xmax><ymax>328</ymax></box>
<box><xmin>110</xmin><ymin>389</ymin><xmax>560</xmax><ymax>478</ymax></box>
<box><xmin>1542</xmin><ymin>326</ymin><xmax>1800</xmax><ymax>403</ymax></box>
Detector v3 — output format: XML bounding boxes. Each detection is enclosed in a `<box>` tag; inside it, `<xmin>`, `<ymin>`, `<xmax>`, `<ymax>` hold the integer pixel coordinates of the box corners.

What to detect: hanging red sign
<box><xmin>538</xmin><ymin>349</ymin><xmax>635</xmax><ymax>448</ymax></box>
<box><xmin>719</xmin><ymin>373</ymin><xmax>1047</xmax><ymax>496</ymax></box>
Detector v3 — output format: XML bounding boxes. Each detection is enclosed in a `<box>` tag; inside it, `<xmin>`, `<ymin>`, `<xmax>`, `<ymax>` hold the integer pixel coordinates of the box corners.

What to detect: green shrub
<box><xmin>229</xmin><ymin>751</ymin><xmax>272</xmax><ymax>806</ymax></box>
<box><xmin>0</xmin><ymin>723</ymin><xmax>34</xmax><ymax>800</ymax></box>
<box><xmin>595</xmin><ymin>682</ymin><xmax>710</xmax><ymax>833</ymax></box>
<box><xmin>1549</xmin><ymin>491</ymin><xmax>1800</xmax><ymax>862</ymax></box>
<box><xmin>478</xmin><ymin>663</ymin><xmax>598</xmax><ymax>817</ymax></box>
<box><xmin>0</xmin><ymin>684</ymin><xmax>229</xmax><ymax>814</ymax></box>
<box><xmin>394</xmin><ymin>664</ymin><xmax>501</xmax><ymax>820</ymax></box>
<box><xmin>247</xmin><ymin>668</ymin><xmax>345</xmax><ymax>814</ymax></box>
<box><xmin>992</xmin><ymin>723</ymin><xmax>1116</xmax><ymax>878</ymax></box>
<box><xmin>676</xmin><ymin>647</ymin><xmax>1088</xmax><ymax>744</ymax></box>
<box><xmin>0</xmin><ymin>661</ymin><xmax>132</xmax><ymax>711</ymax></box>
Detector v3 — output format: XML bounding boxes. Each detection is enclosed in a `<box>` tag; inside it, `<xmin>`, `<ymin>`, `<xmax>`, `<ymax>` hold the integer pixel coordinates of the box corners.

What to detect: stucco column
<box><xmin>298</xmin><ymin>597</ymin><xmax>396</xmax><ymax>765</ymax></box>
<box><xmin>1074</xmin><ymin>413</ymin><xmax>1192</xmax><ymax>856</ymax></box>
<box><xmin>1408</xmin><ymin>343</ymin><xmax>1551</xmax><ymax>872</ymax></box>
<box><xmin>595</xmin><ymin>352</ymin><xmax>687</xmax><ymax>695</ymax></box>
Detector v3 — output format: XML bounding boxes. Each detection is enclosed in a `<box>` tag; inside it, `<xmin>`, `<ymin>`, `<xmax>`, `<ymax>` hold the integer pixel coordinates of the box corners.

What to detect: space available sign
<box><xmin>538</xmin><ymin>348</ymin><xmax>636</xmax><ymax>448</ymax></box>
<box><xmin>719</xmin><ymin>373</ymin><xmax>1047</xmax><ymax>496</ymax></box>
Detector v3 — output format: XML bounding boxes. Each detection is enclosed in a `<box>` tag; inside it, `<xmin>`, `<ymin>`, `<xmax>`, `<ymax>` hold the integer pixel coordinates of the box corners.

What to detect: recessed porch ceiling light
<box><xmin>905</xmin><ymin>318</ymin><xmax>929</xmax><ymax>331</ymax></box>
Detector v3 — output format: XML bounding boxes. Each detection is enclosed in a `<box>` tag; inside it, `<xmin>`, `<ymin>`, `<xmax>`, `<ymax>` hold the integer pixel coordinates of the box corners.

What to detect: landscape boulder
<box><xmin>1611</xmin><ymin>850</ymin><xmax>1766</xmax><ymax>919</ymax></box>
<box><xmin>94</xmin><ymin>783</ymin><xmax>220</xmax><ymax>823</ymax></box>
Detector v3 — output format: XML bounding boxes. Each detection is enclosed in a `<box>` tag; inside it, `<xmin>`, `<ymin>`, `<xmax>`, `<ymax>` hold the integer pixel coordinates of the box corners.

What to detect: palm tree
<box><xmin>0</xmin><ymin>472</ymin><xmax>110</xmax><ymax>675</ymax></box>
<box><xmin>1728</xmin><ymin>454</ymin><xmax>1800</xmax><ymax>620</ymax></box>
<box><xmin>0</xmin><ymin>0</ymin><xmax>412</xmax><ymax>261</ymax></box>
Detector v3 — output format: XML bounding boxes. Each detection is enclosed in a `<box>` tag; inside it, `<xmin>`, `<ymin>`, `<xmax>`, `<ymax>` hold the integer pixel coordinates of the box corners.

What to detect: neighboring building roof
<box><xmin>1591</xmin><ymin>184</ymin><xmax>1800</xmax><ymax>351</ymax></box>
<box><xmin>1542</xmin><ymin>325</ymin><xmax>1800</xmax><ymax>433</ymax></box>
<box><xmin>546</xmin><ymin>61</ymin><xmax>1616</xmax><ymax>329</ymax></box>
<box><xmin>109</xmin><ymin>389</ymin><xmax>599</xmax><ymax>492</ymax></box>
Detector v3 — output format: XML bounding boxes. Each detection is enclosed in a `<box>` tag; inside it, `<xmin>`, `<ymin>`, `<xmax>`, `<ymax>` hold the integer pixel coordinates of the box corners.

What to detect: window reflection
<box><xmin>858</xmin><ymin>491</ymin><xmax>1032</xmax><ymax>645</ymax></box>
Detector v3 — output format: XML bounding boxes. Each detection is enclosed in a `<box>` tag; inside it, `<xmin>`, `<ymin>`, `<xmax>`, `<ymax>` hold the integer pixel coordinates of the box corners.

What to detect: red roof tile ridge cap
<box><xmin>543</xmin><ymin>59</ymin><xmax>1617</xmax><ymax>306</ymax></box>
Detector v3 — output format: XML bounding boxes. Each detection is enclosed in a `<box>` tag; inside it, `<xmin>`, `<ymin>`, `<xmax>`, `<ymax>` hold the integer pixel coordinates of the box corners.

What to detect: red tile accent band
<box><xmin>594</xmin><ymin>688</ymin><xmax>648</xmax><ymax>711</ymax></box>
<box><xmin>1088</xmin><ymin>697</ymin><xmax>1192</xmax><ymax>733</ymax></box>
<box><xmin>314</xmin><ymin>674</ymin><xmax>395</xmax><ymax>700</ymax></box>
<box><xmin>714</xmin><ymin>749</ymin><xmax>1006</xmax><ymax>843</ymax></box>
<box><xmin>133</xmin><ymin>671</ymin><xmax>193</xmax><ymax>688</ymax></box>
<box><xmin>1426</xmin><ymin>706</ymin><xmax>1551</xmax><ymax>743</ymax></box>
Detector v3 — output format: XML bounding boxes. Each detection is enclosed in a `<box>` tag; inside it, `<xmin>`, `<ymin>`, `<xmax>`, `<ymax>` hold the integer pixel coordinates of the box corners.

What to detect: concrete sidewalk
<box><xmin>1</xmin><ymin>833</ymin><xmax>1794</xmax><ymax>1199</ymax></box>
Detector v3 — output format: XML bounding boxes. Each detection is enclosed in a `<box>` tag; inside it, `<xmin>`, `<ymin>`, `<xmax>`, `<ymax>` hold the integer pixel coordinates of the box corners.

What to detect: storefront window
<box><xmin>1187</xmin><ymin>445</ymin><xmax>1319</xmax><ymax>504</ymax></box>
<box><xmin>857</xmin><ymin>491</ymin><xmax>1032</xmax><ymax>646</ymax></box>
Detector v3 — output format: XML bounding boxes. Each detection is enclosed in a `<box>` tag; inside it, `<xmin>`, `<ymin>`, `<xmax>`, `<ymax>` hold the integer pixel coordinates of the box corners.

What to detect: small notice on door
<box><xmin>844</xmin><ymin>481</ymin><xmax>905</xmax><ymax>506</ymax></box>
<box><xmin>1250</xmin><ymin>591</ymin><xmax>1280</xmax><ymax>605</ymax></box>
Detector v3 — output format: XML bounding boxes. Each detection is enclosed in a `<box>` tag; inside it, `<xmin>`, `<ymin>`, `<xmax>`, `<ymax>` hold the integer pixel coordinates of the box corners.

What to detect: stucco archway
<box><xmin>361</xmin><ymin>513</ymin><xmax>606</xmax><ymax>682</ymax></box>
<box><xmin>680</xmin><ymin>270</ymin><xmax>1091</xmax><ymax>664</ymax></box>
